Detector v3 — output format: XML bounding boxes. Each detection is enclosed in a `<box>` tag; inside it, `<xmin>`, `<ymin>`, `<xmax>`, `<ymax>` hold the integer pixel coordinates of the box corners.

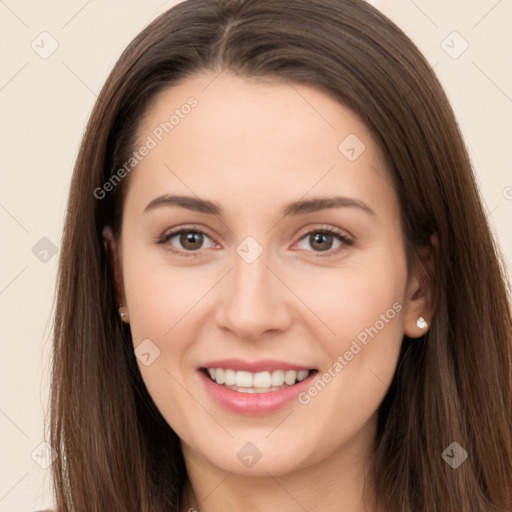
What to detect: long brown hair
<box><xmin>49</xmin><ymin>1</ymin><xmax>512</xmax><ymax>510</ymax></box>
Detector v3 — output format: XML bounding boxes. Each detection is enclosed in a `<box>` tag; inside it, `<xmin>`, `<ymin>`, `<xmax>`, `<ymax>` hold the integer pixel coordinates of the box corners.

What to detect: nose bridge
<box><xmin>231</xmin><ymin>244</ymin><xmax>276</xmax><ymax>311</ymax></box>
<box><xmin>216</xmin><ymin>241</ymin><xmax>290</xmax><ymax>339</ymax></box>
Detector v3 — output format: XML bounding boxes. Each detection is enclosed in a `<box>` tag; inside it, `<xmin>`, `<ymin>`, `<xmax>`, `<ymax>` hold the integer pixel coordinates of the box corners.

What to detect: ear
<box><xmin>102</xmin><ymin>225</ymin><xmax>126</xmax><ymax>306</ymax></box>
<box><xmin>402</xmin><ymin>232</ymin><xmax>438</xmax><ymax>338</ymax></box>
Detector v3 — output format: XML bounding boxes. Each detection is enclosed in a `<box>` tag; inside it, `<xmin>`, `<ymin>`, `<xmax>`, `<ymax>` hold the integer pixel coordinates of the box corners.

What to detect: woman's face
<box><xmin>106</xmin><ymin>72</ymin><xmax>428</xmax><ymax>477</ymax></box>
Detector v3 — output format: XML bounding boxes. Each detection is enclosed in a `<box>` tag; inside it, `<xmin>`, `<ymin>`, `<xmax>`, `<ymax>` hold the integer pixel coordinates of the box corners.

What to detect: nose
<box><xmin>214</xmin><ymin>248</ymin><xmax>293</xmax><ymax>341</ymax></box>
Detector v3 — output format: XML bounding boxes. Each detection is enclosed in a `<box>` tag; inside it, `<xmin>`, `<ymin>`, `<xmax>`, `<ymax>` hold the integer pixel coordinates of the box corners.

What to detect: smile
<box><xmin>198</xmin><ymin>359</ymin><xmax>318</xmax><ymax>414</ymax></box>
<box><xmin>205</xmin><ymin>368</ymin><xmax>310</xmax><ymax>393</ymax></box>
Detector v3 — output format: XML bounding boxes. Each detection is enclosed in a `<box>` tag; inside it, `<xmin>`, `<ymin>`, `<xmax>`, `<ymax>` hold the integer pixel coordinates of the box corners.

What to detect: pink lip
<box><xmin>198</xmin><ymin>368</ymin><xmax>318</xmax><ymax>415</ymax></box>
<box><xmin>199</xmin><ymin>358</ymin><xmax>313</xmax><ymax>373</ymax></box>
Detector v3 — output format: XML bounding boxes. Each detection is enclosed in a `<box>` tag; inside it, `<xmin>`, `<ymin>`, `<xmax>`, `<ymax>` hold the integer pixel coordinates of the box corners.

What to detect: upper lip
<box><xmin>199</xmin><ymin>358</ymin><xmax>315</xmax><ymax>373</ymax></box>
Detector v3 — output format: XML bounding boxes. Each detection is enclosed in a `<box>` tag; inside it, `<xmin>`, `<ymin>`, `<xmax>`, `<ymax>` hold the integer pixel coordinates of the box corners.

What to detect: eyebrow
<box><xmin>143</xmin><ymin>194</ymin><xmax>376</xmax><ymax>217</ymax></box>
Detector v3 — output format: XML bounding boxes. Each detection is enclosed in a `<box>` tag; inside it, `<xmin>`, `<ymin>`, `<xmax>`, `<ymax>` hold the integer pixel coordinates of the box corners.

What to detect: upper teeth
<box><xmin>207</xmin><ymin>368</ymin><xmax>310</xmax><ymax>388</ymax></box>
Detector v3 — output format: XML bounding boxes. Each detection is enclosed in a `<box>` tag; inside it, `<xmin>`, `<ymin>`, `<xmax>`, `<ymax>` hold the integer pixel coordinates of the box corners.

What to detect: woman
<box><xmin>48</xmin><ymin>0</ymin><xmax>512</xmax><ymax>511</ymax></box>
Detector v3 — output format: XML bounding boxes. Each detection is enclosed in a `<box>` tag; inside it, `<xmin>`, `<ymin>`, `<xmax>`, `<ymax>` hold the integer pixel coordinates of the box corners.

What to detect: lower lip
<box><xmin>198</xmin><ymin>369</ymin><xmax>317</xmax><ymax>415</ymax></box>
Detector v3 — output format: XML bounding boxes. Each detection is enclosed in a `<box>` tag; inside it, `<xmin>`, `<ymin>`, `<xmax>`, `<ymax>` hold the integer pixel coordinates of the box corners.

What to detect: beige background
<box><xmin>0</xmin><ymin>0</ymin><xmax>511</xmax><ymax>510</ymax></box>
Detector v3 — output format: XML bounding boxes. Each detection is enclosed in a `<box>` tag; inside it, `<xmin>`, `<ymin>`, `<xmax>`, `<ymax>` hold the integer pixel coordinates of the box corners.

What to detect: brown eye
<box><xmin>308</xmin><ymin>232</ymin><xmax>336</xmax><ymax>252</ymax></box>
<box><xmin>159</xmin><ymin>227</ymin><xmax>216</xmax><ymax>255</ymax></box>
<box><xmin>178</xmin><ymin>231</ymin><xmax>205</xmax><ymax>251</ymax></box>
<box><xmin>295</xmin><ymin>227</ymin><xmax>353</xmax><ymax>257</ymax></box>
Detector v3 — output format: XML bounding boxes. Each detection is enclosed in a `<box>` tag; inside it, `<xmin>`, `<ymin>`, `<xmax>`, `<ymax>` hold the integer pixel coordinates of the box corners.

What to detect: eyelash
<box><xmin>156</xmin><ymin>224</ymin><xmax>354</xmax><ymax>258</ymax></box>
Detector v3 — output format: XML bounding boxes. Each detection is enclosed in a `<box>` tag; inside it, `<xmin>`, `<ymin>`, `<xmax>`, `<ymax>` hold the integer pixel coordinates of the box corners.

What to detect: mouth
<box><xmin>201</xmin><ymin>367</ymin><xmax>314</xmax><ymax>393</ymax></box>
<box><xmin>197</xmin><ymin>360</ymin><xmax>318</xmax><ymax>415</ymax></box>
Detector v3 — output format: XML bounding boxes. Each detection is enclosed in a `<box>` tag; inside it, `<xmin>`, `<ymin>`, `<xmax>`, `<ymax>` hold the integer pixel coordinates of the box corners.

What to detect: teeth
<box><xmin>216</xmin><ymin>368</ymin><xmax>225</xmax><ymax>385</ymax></box>
<box><xmin>284</xmin><ymin>370</ymin><xmax>296</xmax><ymax>385</ymax></box>
<box><xmin>297</xmin><ymin>370</ymin><xmax>309</xmax><ymax>382</ymax></box>
<box><xmin>253</xmin><ymin>371</ymin><xmax>271</xmax><ymax>387</ymax></box>
<box><xmin>235</xmin><ymin>371</ymin><xmax>253</xmax><ymax>387</ymax></box>
<box><xmin>271</xmin><ymin>370</ymin><xmax>285</xmax><ymax>386</ymax></box>
<box><xmin>225</xmin><ymin>369</ymin><xmax>236</xmax><ymax>386</ymax></box>
<box><xmin>206</xmin><ymin>368</ymin><xmax>311</xmax><ymax>390</ymax></box>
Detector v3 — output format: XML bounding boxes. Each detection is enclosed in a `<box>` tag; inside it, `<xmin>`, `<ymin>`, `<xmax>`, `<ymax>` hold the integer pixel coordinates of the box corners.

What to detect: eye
<box><xmin>157</xmin><ymin>226</ymin><xmax>216</xmax><ymax>256</ymax></box>
<box><xmin>156</xmin><ymin>224</ymin><xmax>353</xmax><ymax>258</ymax></box>
<box><xmin>294</xmin><ymin>226</ymin><xmax>353</xmax><ymax>257</ymax></box>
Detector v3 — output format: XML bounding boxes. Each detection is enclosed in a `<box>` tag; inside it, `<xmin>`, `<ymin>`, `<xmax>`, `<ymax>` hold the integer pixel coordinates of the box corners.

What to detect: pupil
<box><xmin>181</xmin><ymin>232</ymin><xmax>202</xmax><ymax>250</ymax></box>
<box><xmin>311</xmin><ymin>233</ymin><xmax>332</xmax><ymax>251</ymax></box>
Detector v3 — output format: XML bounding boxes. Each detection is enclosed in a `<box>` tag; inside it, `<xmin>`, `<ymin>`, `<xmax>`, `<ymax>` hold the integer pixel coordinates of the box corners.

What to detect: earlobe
<box><xmin>403</xmin><ymin>286</ymin><xmax>431</xmax><ymax>339</ymax></box>
<box><xmin>403</xmin><ymin>309</ymin><xmax>431</xmax><ymax>339</ymax></box>
<box><xmin>403</xmin><ymin>232</ymin><xmax>438</xmax><ymax>338</ymax></box>
<box><xmin>102</xmin><ymin>225</ymin><xmax>126</xmax><ymax>306</ymax></box>
<box><xmin>118</xmin><ymin>304</ymin><xmax>130</xmax><ymax>323</ymax></box>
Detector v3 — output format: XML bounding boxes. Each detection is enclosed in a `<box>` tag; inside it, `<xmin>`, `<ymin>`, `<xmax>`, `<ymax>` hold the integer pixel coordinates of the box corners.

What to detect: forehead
<box><xmin>138</xmin><ymin>72</ymin><xmax>376</xmax><ymax>158</ymax></box>
<box><xmin>126</xmin><ymin>72</ymin><xmax>397</xmax><ymax>220</ymax></box>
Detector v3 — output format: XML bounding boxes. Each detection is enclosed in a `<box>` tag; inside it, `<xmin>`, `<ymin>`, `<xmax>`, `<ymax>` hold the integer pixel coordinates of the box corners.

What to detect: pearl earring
<box><xmin>416</xmin><ymin>316</ymin><xmax>427</xmax><ymax>329</ymax></box>
<box><xmin>118</xmin><ymin>304</ymin><xmax>129</xmax><ymax>322</ymax></box>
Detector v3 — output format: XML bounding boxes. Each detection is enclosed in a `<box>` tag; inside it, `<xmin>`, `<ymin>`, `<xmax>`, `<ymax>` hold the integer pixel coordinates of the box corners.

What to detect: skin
<box><xmin>104</xmin><ymin>71</ymin><xmax>432</xmax><ymax>512</ymax></box>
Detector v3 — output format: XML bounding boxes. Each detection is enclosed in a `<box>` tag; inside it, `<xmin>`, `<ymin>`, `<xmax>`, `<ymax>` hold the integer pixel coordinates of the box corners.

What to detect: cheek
<box><xmin>121</xmin><ymin>242</ymin><xmax>222</xmax><ymax>389</ymax></box>
<box><xmin>293</xmin><ymin>248</ymin><xmax>407</xmax><ymax>347</ymax></box>
<box><xmin>122</xmin><ymin>243</ymin><xmax>207</xmax><ymax>343</ymax></box>
<box><xmin>121</xmin><ymin>248</ymin><xmax>207</xmax><ymax>438</ymax></box>
<box><xmin>294</xmin><ymin>249</ymin><xmax>407</xmax><ymax>429</ymax></box>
